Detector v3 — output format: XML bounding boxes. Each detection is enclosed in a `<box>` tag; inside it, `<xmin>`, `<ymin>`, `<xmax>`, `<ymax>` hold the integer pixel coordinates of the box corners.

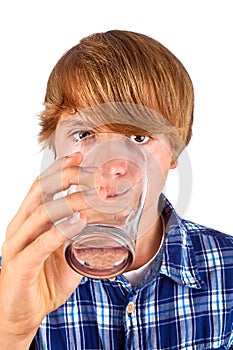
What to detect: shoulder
<box><xmin>182</xmin><ymin>218</ymin><xmax>233</xmax><ymax>245</ymax></box>
<box><xmin>162</xmin><ymin>194</ymin><xmax>233</xmax><ymax>250</ymax></box>
<box><xmin>181</xmin><ymin>218</ymin><xmax>233</xmax><ymax>266</ymax></box>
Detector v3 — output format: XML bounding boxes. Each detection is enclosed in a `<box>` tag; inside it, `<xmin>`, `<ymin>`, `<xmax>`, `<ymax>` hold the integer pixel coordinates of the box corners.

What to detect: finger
<box><xmin>4</xmin><ymin>191</ymin><xmax>90</xmax><ymax>256</ymax></box>
<box><xmin>40</xmin><ymin>152</ymin><xmax>83</xmax><ymax>179</ymax></box>
<box><xmin>55</xmin><ymin>211</ymin><xmax>87</xmax><ymax>238</ymax></box>
<box><xmin>8</xmin><ymin>218</ymin><xmax>86</xmax><ymax>280</ymax></box>
<box><xmin>44</xmin><ymin>189</ymin><xmax>97</xmax><ymax>224</ymax></box>
<box><xmin>6</xmin><ymin>178</ymin><xmax>42</xmax><ymax>238</ymax></box>
<box><xmin>6</xmin><ymin>153</ymin><xmax>86</xmax><ymax>237</ymax></box>
<box><xmin>40</xmin><ymin>165</ymin><xmax>97</xmax><ymax>203</ymax></box>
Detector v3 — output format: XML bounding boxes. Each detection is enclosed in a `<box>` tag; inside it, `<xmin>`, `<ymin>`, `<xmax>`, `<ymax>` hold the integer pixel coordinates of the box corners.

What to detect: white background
<box><xmin>0</xmin><ymin>0</ymin><xmax>232</xmax><ymax>250</ymax></box>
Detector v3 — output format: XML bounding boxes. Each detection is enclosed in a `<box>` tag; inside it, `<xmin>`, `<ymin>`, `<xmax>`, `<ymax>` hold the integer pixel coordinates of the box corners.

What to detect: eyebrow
<box><xmin>59</xmin><ymin>117</ymin><xmax>86</xmax><ymax>129</ymax></box>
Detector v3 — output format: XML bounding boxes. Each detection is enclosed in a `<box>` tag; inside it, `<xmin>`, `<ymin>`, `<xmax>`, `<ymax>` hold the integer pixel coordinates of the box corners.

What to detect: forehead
<box><xmin>56</xmin><ymin>102</ymin><xmax>173</xmax><ymax>135</ymax></box>
<box><xmin>59</xmin><ymin>103</ymin><xmax>151</xmax><ymax>128</ymax></box>
<box><xmin>58</xmin><ymin>115</ymin><xmax>86</xmax><ymax>129</ymax></box>
<box><xmin>58</xmin><ymin>113</ymin><xmax>150</xmax><ymax>135</ymax></box>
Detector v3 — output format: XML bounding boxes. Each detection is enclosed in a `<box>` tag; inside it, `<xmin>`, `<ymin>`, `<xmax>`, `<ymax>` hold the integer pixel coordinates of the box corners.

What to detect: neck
<box><xmin>129</xmin><ymin>213</ymin><xmax>164</xmax><ymax>271</ymax></box>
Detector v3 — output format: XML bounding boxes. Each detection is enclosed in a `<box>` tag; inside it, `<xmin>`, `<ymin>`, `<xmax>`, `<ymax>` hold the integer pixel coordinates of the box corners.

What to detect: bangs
<box><xmin>44</xmin><ymin>42</ymin><xmax>156</xmax><ymax>112</ymax></box>
<box><xmin>75</xmin><ymin>102</ymin><xmax>173</xmax><ymax>135</ymax></box>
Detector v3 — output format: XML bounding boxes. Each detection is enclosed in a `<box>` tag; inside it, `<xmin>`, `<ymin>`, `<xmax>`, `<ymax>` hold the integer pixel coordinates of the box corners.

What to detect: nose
<box><xmin>94</xmin><ymin>133</ymin><xmax>129</xmax><ymax>178</ymax></box>
<box><xmin>101</xmin><ymin>159</ymin><xmax>128</xmax><ymax>178</ymax></box>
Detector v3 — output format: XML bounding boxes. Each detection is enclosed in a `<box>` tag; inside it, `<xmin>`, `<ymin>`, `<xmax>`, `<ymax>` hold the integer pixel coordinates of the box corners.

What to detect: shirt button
<box><xmin>126</xmin><ymin>302</ymin><xmax>135</xmax><ymax>314</ymax></box>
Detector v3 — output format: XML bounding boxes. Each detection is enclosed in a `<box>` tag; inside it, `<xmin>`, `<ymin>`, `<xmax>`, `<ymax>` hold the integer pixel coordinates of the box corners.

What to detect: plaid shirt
<box><xmin>26</xmin><ymin>196</ymin><xmax>233</xmax><ymax>349</ymax></box>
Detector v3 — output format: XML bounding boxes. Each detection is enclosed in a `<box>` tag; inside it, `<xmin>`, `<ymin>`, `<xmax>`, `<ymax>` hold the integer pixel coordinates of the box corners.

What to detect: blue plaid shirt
<box><xmin>31</xmin><ymin>196</ymin><xmax>233</xmax><ymax>349</ymax></box>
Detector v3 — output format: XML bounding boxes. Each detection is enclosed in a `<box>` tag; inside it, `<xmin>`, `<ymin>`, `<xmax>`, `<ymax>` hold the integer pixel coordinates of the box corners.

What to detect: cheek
<box><xmin>146</xmin><ymin>158</ymin><xmax>167</xmax><ymax>195</ymax></box>
<box><xmin>54</xmin><ymin>131</ymin><xmax>74</xmax><ymax>158</ymax></box>
<box><xmin>145</xmin><ymin>144</ymin><xmax>173</xmax><ymax>198</ymax></box>
<box><xmin>147</xmin><ymin>146</ymin><xmax>172</xmax><ymax>180</ymax></box>
<box><xmin>54</xmin><ymin>114</ymin><xmax>76</xmax><ymax>158</ymax></box>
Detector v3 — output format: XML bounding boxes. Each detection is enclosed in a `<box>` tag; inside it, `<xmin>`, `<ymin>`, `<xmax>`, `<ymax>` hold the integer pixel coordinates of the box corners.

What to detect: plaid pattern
<box><xmin>31</xmin><ymin>196</ymin><xmax>233</xmax><ymax>348</ymax></box>
<box><xmin>35</xmin><ymin>196</ymin><xmax>233</xmax><ymax>350</ymax></box>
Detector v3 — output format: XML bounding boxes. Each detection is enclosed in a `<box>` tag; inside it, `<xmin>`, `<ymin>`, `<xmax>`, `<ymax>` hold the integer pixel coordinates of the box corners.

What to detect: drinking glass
<box><xmin>64</xmin><ymin>133</ymin><xmax>147</xmax><ymax>279</ymax></box>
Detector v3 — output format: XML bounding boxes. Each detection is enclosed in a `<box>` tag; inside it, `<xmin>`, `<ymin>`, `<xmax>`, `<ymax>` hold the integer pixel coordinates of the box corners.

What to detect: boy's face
<box><xmin>54</xmin><ymin>111</ymin><xmax>176</xmax><ymax>238</ymax></box>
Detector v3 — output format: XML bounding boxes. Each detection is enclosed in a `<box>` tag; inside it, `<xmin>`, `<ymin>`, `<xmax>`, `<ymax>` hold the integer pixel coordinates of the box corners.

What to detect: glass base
<box><xmin>65</xmin><ymin>225</ymin><xmax>135</xmax><ymax>279</ymax></box>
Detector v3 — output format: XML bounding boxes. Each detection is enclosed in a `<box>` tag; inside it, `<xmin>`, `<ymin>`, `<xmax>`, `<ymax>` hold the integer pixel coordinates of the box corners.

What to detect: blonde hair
<box><xmin>38</xmin><ymin>30</ymin><xmax>194</xmax><ymax>153</ymax></box>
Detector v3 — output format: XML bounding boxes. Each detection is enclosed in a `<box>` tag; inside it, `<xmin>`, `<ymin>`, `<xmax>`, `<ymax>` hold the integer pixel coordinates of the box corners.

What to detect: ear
<box><xmin>170</xmin><ymin>158</ymin><xmax>178</xmax><ymax>169</ymax></box>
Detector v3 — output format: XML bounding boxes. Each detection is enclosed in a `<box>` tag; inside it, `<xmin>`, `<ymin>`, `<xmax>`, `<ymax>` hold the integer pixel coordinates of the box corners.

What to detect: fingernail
<box><xmin>67</xmin><ymin>151</ymin><xmax>81</xmax><ymax>158</ymax></box>
<box><xmin>82</xmin><ymin>166</ymin><xmax>96</xmax><ymax>173</ymax></box>
<box><xmin>67</xmin><ymin>153</ymin><xmax>75</xmax><ymax>158</ymax></box>
<box><xmin>68</xmin><ymin>211</ymin><xmax>80</xmax><ymax>224</ymax></box>
<box><xmin>85</xmin><ymin>188</ymin><xmax>97</xmax><ymax>196</ymax></box>
<box><xmin>67</xmin><ymin>185</ymin><xmax>79</xmax><ymax>194</ymax></box>
<box><xmin>55</xmin><ymin>217</ymin><xmax>68</xmax><ymax>226</ymax></box>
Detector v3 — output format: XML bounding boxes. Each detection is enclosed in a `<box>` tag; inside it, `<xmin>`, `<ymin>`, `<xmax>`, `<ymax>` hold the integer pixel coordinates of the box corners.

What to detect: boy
<box><xmin>0</xmin><ymin>30</ymin><xmax>233</xmax><ymax>349</ymax></box>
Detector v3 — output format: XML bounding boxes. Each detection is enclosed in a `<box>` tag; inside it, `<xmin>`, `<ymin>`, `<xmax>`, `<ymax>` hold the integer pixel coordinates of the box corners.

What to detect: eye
<box><xmin>72</xmin><ymin>130</ymin><xmax>92</xmax><ymax>141</ymax></box>
<box><xmin>129</xmin><ymin>135</ymin><xmax>150</xmax><ymax>144</ymax></box>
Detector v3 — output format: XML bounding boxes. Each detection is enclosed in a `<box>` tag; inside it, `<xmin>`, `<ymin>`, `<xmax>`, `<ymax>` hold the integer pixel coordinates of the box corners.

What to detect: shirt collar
<box><xmin>159</xmin><ymin>194</ymin><xmax>206</xmax><ymax>290</ymax></box>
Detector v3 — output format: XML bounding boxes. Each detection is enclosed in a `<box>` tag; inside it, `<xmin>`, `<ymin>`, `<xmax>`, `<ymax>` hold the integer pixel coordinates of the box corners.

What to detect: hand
<box><xmin>0</xmin><ymin>152</ymin><xmax>92</xmax><ymax>347</ymax></box>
